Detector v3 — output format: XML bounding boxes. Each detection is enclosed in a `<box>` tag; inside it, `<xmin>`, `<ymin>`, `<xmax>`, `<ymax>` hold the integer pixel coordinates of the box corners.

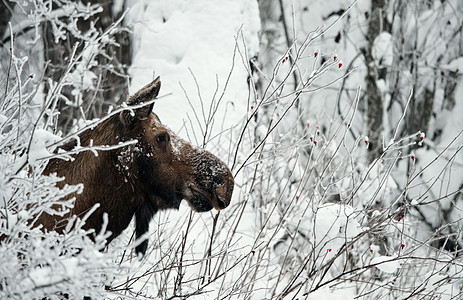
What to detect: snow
<box><xmin>372</xmin><ymin>32</ymin><xmax>393</xmax><ymax>66</ymax></box>
<box><xmin>0</xmin><ymin>114</ymin><xmax>7</xmax><ymax>126</ymax></box>
<box><xmin>315</xmin><ymin>203</ymin><xmax>362</xmax><ymax>251</ymax></box>
<box><xmin>307</xmin><ymin>286</ymin><xmax>356</xmax><ymax>300</ymax></box>
<box><xmin>127</xmin><ymin>0</ymin><xmax>259</xmax><ymax>145</ymax></box>
<box><xmin>442</xmin><ymin>57</ymin><xmax>463</xmax><ymax>73</ymax></box>
<box><xmin>371</xmin><ymin>255</ymin><xmax>401</xmax><ymax>274</ymax></box>
<box><xmin>28</xmin><ymin>129</ymin><xmax>60</xmax><ymax>163</ymax></box>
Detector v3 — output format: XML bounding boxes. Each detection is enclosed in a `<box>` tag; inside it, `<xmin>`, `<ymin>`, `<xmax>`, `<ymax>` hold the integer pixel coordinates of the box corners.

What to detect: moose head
<box><xmin>38</xmin><ymin>77</ymin><xmax>234</xmax><ymax>256</ymax></box>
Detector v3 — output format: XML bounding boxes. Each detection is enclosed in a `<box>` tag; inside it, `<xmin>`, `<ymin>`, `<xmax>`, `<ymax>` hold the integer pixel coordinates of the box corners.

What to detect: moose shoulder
<box><xmin>37</xmin><ymin>77</ymin><xmax>234</xmax><ymax>256</ymax></box>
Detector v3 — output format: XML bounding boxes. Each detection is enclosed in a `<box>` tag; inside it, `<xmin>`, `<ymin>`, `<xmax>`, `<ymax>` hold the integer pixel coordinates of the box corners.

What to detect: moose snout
<box><xmin>187</xmin><ymin>149</ymin><xmax>234</xmax><ymax>211</ymax></box>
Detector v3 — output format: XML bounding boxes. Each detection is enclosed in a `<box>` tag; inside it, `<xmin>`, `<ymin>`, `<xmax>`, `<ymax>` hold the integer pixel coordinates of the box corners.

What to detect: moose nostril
<box><xmin>217</xmin><ymin>196</ymin><xmax>228</xmax><ymax>209</ymax></box>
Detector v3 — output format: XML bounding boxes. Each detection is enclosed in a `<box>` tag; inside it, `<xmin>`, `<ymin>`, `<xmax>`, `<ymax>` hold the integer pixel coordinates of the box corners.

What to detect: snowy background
<box><xmin>1</xmin><ymin>0</ymin><xmax>462</xmax><ymax>299</ymax></box>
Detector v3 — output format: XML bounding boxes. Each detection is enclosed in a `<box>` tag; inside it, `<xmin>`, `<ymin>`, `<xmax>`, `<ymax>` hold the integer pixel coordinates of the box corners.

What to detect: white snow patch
<box><xmin>314</xmin><ymin>203</ymin><xmax>362</xmax><ymax>250</ymax></box>
<box><xmin>371</xmin><ymin>255</ymin><xmax>401</xmax><ymax>273</ymax></box>
<box><xmin>372</xmin><ymin>32</ymin><xmax>393</xmax><ymax>66</ymax></box>
<box><xmin>306</xmin><ymin>286</ymin><xmax>356</xmax><ymax>300</ymax></box>
<box><xmin>0</xmin><ymin>114</ymin><xmax>7</xmax><ymax>126</ymax></box>
<box><xmin>376</xmin><ymin>79</ymin><xmax>387</xmax><ymax>94</ymax></box>
<box><xmin>28</xmin><ymin>129</ymin><xmax>61</xmax><ymax>163</ymax></box>
<box><xmin>442</xmin><ymin>57</ymin><xmax>463</xmax><ymax>74</ymax></box>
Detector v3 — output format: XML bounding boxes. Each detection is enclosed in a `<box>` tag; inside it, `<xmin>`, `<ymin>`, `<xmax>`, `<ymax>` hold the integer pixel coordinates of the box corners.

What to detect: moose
<box><xmin>36</xmin><ymin>77</ymin><xmax>234</xmax><ymax>256</ymax></box>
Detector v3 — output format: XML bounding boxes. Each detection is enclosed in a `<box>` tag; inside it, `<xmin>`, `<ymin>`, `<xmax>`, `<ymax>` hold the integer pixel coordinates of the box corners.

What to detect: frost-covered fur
<box><xmin>36</xmin><ymin>77</ymin><xmax>234</xmax><ymax>256</ymax></box>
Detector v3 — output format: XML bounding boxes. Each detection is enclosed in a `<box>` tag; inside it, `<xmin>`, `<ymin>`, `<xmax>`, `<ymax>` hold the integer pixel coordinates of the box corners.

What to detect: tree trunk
<box><xmin>364</xmin><ymin>0</ymin><xmax>389</xmax><ymax>163</ymax></box>
<box><xmin>0</xmin><ymin>1</ymin><xmax>15</xmax><ymax>41</ymax></box>
<box><xmin>43</xmin><ymin>0</ymin><xmax>131</xmax><ymax>133</ymax></box>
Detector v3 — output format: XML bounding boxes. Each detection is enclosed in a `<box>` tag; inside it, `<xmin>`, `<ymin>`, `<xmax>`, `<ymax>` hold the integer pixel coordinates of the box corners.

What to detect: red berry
<box><xmin>306</xmin><ymin>123</ymin><xmax>310</xmax><ymax>127</ymax></box>
<box><xmin>295</xmin><ymin>195</ymin><xmax>299</xmax><ymax>199</ymax></box>
<box><xmin>411</xmin><ymin>155</ymin><xmax>415</xmax><ymax>160</ymax></box>
<box><xmin>314</xmin><ymin>52</ymin><xmax>318</xmax><ymax>57</ymax></box>
<box><xmin>251</xmin><ymin>106</ymin><xmax>254</xmax><ymax>110</ymax></box>
<box><xmin>327</xmin><ymin>248</ymin><xmax>332</xmax><ymax>252</ymax></box>
<box><xmin>370</xmin><ymin>249</ymin><xmax>373</xmax><ymax>253</ymax></box>
<box><xmin>419</xmin><ymin>133</ymin><xmax>425</xmax><ymax>140</ymax></box>
<box><xmin>314</xmin><ymin>140</ymin><xmax>317</xmax><ymax>145</ymax></box>
<box><xmin>334</xmin><ymin>56</ymin><xmax>337</xmax><ymax>60</ymax></box>
<box><xmin>398</xmin><ymin>216</ymin><xmax>402</xmax><ymax>221</ymax></box>
<box><xmin>338</xmin><ymin>63</ymin><xmax>342</xmax><ymax>68</ymax></box>
<box><xmin>401</xmin><ymin>244</ymin><xmax>405</xmax><ymax>249</ymax></box>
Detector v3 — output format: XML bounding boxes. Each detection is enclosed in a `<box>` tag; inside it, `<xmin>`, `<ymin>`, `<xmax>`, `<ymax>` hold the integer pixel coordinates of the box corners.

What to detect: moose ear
<box><xmin>120</xmin><ymin>77</ymin><xmax>161</xmax><ymax>128</ymax></box>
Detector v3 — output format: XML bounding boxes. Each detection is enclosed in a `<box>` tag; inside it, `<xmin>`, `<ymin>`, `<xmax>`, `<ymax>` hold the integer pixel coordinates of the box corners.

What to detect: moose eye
<box><xmin>156</xmin><ymin>132</ymin><xmax>169</xmax><ymax>145</ymax></box>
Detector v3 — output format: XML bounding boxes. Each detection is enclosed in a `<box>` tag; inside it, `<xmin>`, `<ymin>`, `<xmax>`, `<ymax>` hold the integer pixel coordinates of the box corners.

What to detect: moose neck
<box><xmin>41</xmin><ymin>115</ymin><xmax>144</xmax><ymax>239</ymax></box>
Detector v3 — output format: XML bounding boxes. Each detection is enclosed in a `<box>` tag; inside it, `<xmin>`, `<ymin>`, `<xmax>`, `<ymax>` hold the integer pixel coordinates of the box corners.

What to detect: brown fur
<box><xmin>36</xmin><ymin>77</ymin><xmax>234</xmax><ymax>256</ymax></box>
